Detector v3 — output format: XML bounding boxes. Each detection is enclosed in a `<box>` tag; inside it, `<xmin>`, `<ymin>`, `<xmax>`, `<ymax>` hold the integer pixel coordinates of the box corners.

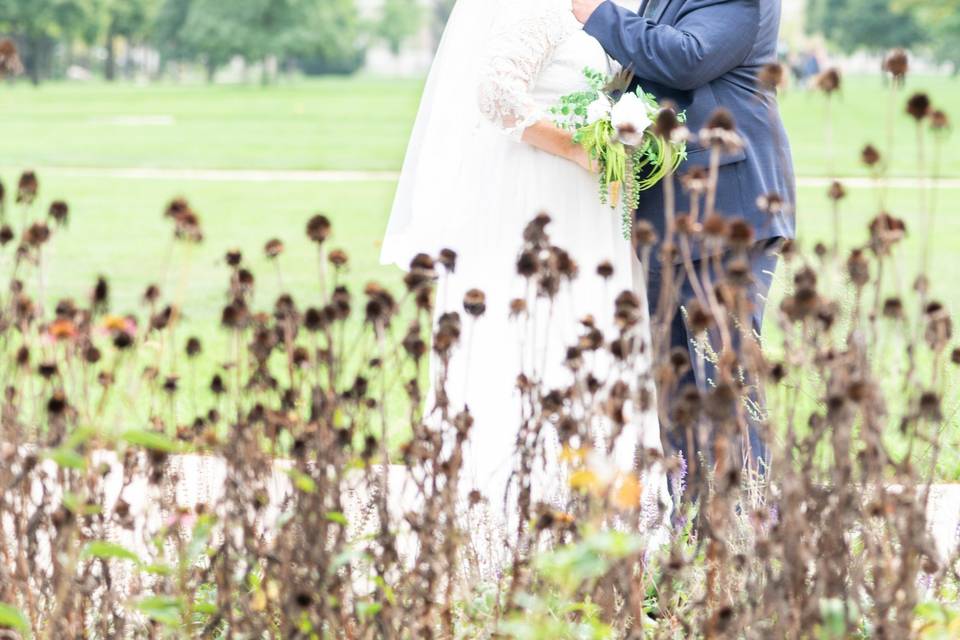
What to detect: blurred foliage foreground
<box><xmin>2</xmin><ymin>42</ymin><xmax>960</xmax><ymax>639</ymax></box>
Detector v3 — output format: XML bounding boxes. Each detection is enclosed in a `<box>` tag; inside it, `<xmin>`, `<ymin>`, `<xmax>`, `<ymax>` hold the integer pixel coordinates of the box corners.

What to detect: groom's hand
<box><xmin>572</xmin><ymin>0</ymin><xmax>606</xmax><ymax>24</ymax></box>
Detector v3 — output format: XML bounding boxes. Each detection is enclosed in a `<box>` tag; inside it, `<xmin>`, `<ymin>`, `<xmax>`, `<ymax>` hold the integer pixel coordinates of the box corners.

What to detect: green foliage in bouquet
<box><xmin>552</xmin><ymin>68</ymin><xmax>687</xmax><ymax>239</ymax></box>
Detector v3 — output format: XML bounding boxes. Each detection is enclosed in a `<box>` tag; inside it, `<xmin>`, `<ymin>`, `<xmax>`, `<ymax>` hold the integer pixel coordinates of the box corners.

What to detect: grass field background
<box><xmin>0</xmin><ymin>75</ymin><xmax>957</xmax><ymax>176</ymax></box>
<box><xmin>2</xmin><ymin>74</ymin><xmax>959</xmax><ymax>471</ymax></box>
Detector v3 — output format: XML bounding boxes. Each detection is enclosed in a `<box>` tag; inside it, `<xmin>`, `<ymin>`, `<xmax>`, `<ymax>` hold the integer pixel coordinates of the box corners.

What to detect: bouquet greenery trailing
<box><xmin>551</xmin><ymin>67</ymin><xmax>687</xmax><ymax>239</ymax></box>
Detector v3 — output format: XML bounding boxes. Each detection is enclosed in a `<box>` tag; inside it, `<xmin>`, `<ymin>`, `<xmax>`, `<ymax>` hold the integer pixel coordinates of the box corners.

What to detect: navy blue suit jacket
<box><xmin>584</xmin><ymin>0</ymin><xmax>796</xmax><ymax>265</ymax></box>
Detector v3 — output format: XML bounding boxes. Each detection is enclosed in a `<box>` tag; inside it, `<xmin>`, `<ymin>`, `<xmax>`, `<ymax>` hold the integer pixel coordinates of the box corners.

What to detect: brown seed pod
<box><xmin>906</xmin><ymin>93</ymin><xmax>931</xmax><ymax>121</ymax></box>
<box><xmin>883</xmin><ymin>48</ymin><xmax>909</xmax><ymax>83</ymax></box>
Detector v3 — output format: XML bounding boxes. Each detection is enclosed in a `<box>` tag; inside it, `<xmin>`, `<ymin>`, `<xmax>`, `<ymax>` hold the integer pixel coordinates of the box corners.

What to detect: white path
<box><xmin>9</xmin><ymin>166</ymin><xmax>960</xmax><ymax>189</ymax></box>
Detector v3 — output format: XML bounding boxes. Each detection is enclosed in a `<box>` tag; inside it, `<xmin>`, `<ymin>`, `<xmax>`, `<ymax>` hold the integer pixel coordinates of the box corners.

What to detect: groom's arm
<box><xmin>575</xmin><ymin>0</ymin><xmax>760</xmax><ymax>92</ymax></box>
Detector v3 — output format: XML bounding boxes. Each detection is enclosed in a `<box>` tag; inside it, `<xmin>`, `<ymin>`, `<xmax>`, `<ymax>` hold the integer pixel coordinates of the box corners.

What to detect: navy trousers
<box><xmin>646</xmin><ymin>239</ymin><xmax>781</xmax><ymax>485</ymax></box>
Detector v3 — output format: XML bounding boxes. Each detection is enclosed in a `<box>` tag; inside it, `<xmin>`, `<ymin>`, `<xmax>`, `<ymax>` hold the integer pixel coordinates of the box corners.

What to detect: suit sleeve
<box><xmin>583</xmin><ymin>0</ymin><xmax>760</xmax><ymax>91</ymax></box>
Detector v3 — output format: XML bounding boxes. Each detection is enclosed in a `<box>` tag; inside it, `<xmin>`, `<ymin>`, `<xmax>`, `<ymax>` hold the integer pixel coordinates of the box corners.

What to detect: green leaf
<box><xmin>356</xmin><ymin>601</ymin><xmax>382</xmax><ymax>621</ymax></box>
<box><xmin>183</xmin><ymin>515</ymin><xmax>216</xmax><ymax>567</ymax></box>
<box><xmin>82</xmin><ymin>541</ymin><xmax>141</xmax><ymax>565</ymax></box>
<box><xmin>63</xmin><ymin>425</ymin><xmax>100</xmax><ymax>450</ymax></box>
<box><xmin>285</xmin><ymin>469</ymin><xmax>316</xmax><ymax>493</ymax></box>
<box><xmin>325</xmin><ymin>511</ymin><xmax>348</xmax><ymax>526</ymax></box>
<box><xmin>123</xmin><ymin>429</ymin><xmax>185</xmax><ymax>453</ymax></box>
<box><xmin>134</xmin><ymin>595</ymin><xmax>183</xmax><ymax>627</ymax></box>
<box><xmin>0</xmin><ymin>602</ymin><xmax>31</xmax><ymax>638</ymax></box>
<box><xmin>45</xmin><ymin>448</ymin><xmax>87</xmax><ymax>471</ymax></box>
<box><xmin>143</xmin><ymin>563</ymin><xmax>173</xmax><ymax>577</ymax></box>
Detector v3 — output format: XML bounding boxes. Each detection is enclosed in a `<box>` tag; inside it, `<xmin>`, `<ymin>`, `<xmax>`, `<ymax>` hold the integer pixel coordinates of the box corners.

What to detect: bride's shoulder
<box><xmin>497</xmin><ymin>0</ymin><xmax>580</xmax><ymax>33</ymax></box>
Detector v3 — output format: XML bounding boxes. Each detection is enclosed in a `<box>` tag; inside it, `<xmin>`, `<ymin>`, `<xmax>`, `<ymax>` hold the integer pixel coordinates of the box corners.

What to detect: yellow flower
<box><xmin>560</xmin><ymin>445</ymin><xmax>589</xmax><ymax>465</ymax></box>
<box><xmin>613</xmin><ymin>473</ymin><xmax>643</xmax><ymax>511</ymax></box>
<box><xmin>102</xmin><ymin>315</ymin><xmax>128</xmax><ymax>332</ymax></box>
<box><xmin>570</xmin><ymin>469</ymin><xmax>600</xmax><ymax>493</ymax></box>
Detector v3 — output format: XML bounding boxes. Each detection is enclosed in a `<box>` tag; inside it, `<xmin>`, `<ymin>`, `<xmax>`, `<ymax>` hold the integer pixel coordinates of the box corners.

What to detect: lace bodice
<box><xmin>477</xmin><ymin>0</ymin><xmax>615</xmax><ymax>140</ymax></box>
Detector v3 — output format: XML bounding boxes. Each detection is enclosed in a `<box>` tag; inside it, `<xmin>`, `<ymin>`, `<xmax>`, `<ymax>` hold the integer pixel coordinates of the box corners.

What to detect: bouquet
<box><xmin>551</xmin><ymin>68</ymin><xmax>688</xmax><ymax>239</ymax></box>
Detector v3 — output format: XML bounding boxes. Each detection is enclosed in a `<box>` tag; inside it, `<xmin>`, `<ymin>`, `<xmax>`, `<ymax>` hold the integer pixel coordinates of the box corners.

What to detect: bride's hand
<box><xmin>570</xmin><ymin>145</ymin><xmax>599</xmax><ymax>174</ymax></box>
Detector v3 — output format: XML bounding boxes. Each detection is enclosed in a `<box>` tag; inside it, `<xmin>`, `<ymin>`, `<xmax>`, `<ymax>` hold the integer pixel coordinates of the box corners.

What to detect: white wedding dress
<box><xmin>383</xmin><ymin>0</ymin><xmax>664</xmax><ymax>521</ymax></box>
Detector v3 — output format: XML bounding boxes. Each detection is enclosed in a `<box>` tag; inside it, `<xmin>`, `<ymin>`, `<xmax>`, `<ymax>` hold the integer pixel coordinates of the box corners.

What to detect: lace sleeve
<box><xmin>477</xmin><ymin>7</ymin><xmax>577</xmax><ymax>140</ymax></box>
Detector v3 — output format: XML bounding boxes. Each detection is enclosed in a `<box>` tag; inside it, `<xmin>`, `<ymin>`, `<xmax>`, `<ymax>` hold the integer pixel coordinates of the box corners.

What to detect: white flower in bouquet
<box><xmin>586</xmin><ymin>93</ymin><xmax>612</xmax><ymax>125</ymax></box>
<box><xmin>611</xmin><ymin>92</ymin><xmax>653</xmax><ymax>146</ymax></box>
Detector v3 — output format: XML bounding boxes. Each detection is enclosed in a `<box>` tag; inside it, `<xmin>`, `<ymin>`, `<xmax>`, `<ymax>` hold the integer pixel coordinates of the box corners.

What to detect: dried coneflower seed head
<box><xmin>48</xmin><ymin>201</ymin><xmax>69</xmax><ymax>226</ymax></box>
<box><xmin>438</xmin><ymin>248</ymin><xmax>457</xmax><ymax>273</ymax></box>
<box><xmin>883</xmin><ymin>49</ymin><xmax>909</xmax><ymax>82</ymax></box>
<box><xmin>653</xmin><ymin>103</ymin><xmax>680</xmax><ymax>138</ymax></box>
<box><xmin>687</xmin><ymin>302</ymin><xmax>714</xmax><ymax>334</ymax></box>
<box><xmin>869</xmin><ymin>212</ymin><xmax>907</xmax><ymax>253</ymax></box>
<box><xmin>143</xmin><ymin>284</ymin><xmax>160</xmax><ymax>304</ymax></box>
<box><xmin>882</xmin><ymin>297</ymin><xmax>904</xmax><ymax>320</ymax></box>
<box><xmin>164</xmin><ymin>197</ymin><xmax>189</xmax><ymax>219</ymax></box>
<box><xmin>516</xmin><ymin>250</ymin><xmax>539</xmax><ymax>277</ymax></box>
<box><xmin>680</xmin><ymin>165</ymin><xmax>709</xmax><ymax>194</ymax></box>
<box><xmin>674</xmin><ymin>214</ymin><xmax>700</xmax><ymax>236</ymax></box>
<box><xmin>24</xmin><ymin>222</ymin><xmax>50</xmax><ymax>247</ymax></box>
<box><xmin>509</xmin><ymin>298</ymin><xmax>527</xmax><ymax>317</ymax></box>
<box><xmin>861</xmin><ymin>144</ymin><xmax>882</xmax><ymax>168</ymax></box>
<box><xmin>0</xmin><ymin>38</ymin><xmax>21</xmax><ymax>76</ymax></box>
<box><xmin>919</xmin><ymin>391</ymin><xmax>942</xmax><ymax>421</ymax></box>
<box><xmin>930</xmin><ymin>109</ymin><xmax>950</xmax><ymax>133</ymax></box>
<box><xmin>951</xmin><ymin>348</ymin><xmax>960</xmax><ymax>365</ymax></box>
<box><xmin>906</xmin><ymin>93</ymin><xmax>931</xmax><ymax>121</ymax></box>
<box><xmin>726</xmin><ymin>218</ymin><xmax>754</xmax><ymax>250</ymax></box>
<box><xmin>707</xmin><ymin>108</ymin><xmax>736</xmax><ymax>132</ymax></box>
<box><xmin>847</xmin><ymin>249</ymin><xmax>870</xmax><ymax>288</ymax></box>
<box><xmin>463</xmin><ymin>289</ymin><xmax>486</xmax><ymax>317</ymax></box>
<box><xmin>185</xmin><ymin>337</ymin><xmax>202</xmax><ymax>358</ymax></box>
<box><xmin>0</xmin><ymin>225</ymin><xmax>13</xmax><ymax>246</ymax></box>
<box><xmin>328</xmin><ymin>249</ymin><xmax>349</xmax><ymax>268</ymax></box>
<box><xmin>596</xmin><ymin>260</ymin><xmax>614</xmax><ymax>279</ymax></box>
<box><xmin>38</xmin><ymin>362</ymin><xmax>58</xmax><ymax>379</ymax></box>
<box><xmin>47</xmin><ymin>391</ymin><xmax>68</xmax><ymax>416</ymax></box>
<box><xmin>632</xmin><ymin>220</ymin><xmax>658</xmax><ymax>248</ymax></box>
<box><xmin>757</xmin><ymin>63</ymin><xmax>784</xmax><ymax>91</ymax></box>
<box><xmin>306</xmin><ymin>214</ymin><xmax>331</xmax><ymax>244</ymax></box>
<box><xmin>827</xmin><ymin>180</ymin><xmax>846</xmax><ymax>201</ymax></box>
<box><xmin>702</xmin><ymin>214</ymin><xmax>727</xmax><ymax>238</ymax></box>
<box><xmin>409</xmin><ymin>253</ymin><xmax>434</xmax><ymax>272</ymax></box>
<box><xmin>815</xmin><ymin>68</ymin><xmax>841</xmax><ymax>95</ymax></box>
<box><xmin>92</xmin><ymin>276</ymin><xmax>109</xmax><ymax>309</ymax></box>
<box><xmin>16</xmin><ymin>171</ymin><xmax>38</xmax><ymax>205</ymax></box>
<box><xmin>264</xmin><ymin>238</ymin><xmax>284</xmax><ymax>259</ymax></box>
<box><xmin>756</xmin><ymin>192</ymin><xmax>785</xmax><ymax>215</ymax></box>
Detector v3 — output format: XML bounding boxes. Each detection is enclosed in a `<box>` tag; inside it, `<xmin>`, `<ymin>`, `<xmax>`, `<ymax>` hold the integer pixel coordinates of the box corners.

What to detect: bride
<box><xmin>382</xmin><ymin>0</ymin><xmax>664</xmax><ymax>519</ymax></box>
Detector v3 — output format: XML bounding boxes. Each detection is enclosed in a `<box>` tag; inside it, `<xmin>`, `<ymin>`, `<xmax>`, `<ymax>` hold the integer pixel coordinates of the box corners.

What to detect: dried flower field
<box><xmin>3</xmin><ymin>56</ymin><xmax>960</xmax><ymax>638</ymax></box>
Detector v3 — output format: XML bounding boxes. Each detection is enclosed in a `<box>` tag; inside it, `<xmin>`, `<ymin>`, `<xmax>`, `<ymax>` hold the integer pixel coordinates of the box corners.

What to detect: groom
<box><xmin>572</xmin><ymin>0</ymin><xmax>797</xmax><ymax>481</ymax></box>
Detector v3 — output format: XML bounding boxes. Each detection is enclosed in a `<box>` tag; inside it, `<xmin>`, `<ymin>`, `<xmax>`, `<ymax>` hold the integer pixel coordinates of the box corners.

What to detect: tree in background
<box><xmin>897</xmin><ymin>0</ymin><xmax>960</xmax><ymax>71</ymax></box>
<box><xmin>98</xmin><ymin>0</ymin><xmax>157</xmax><ymax>80</ymax></box>
<box><xmin>290</xmin><ymin>0</ymin><xmax>364</xmax><ymax>76</ymax></box>
<box><xmin>375</xmin><ymin>0</ymin><xmax>421</xmax><ymax>56</ymax></box>
<box><xmin>0</xmin><ymin>0</ymin><xmax>97</xmax><ymax>84</ymax></box>
<box><xmin>151</xmin><ymin>0</ymin><xmax>193</xmax><ymax>72</ymax></box>
<box><xmin>807</xmin><ymin>0</ymin><xmax>927</xmax><ymax>54</ymax></box>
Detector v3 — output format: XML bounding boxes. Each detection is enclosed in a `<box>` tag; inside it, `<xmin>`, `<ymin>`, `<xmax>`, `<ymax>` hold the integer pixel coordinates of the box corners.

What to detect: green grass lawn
<box><xmin>0</xmin><ymin>75</ymin><xmax>957</xmax><ymax>176</ymax></box>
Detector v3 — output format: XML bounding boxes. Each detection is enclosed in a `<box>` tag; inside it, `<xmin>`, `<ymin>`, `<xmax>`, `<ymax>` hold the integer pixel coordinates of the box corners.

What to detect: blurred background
<box><xmin>0</xmin><ymin>0</ymin><xmax>958</xmax><ymax>457</ymax></box>
<box><xmin>1</xmin><ymin>0</ymin><xmax>958</xmax><ymax>82</ymax></box>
